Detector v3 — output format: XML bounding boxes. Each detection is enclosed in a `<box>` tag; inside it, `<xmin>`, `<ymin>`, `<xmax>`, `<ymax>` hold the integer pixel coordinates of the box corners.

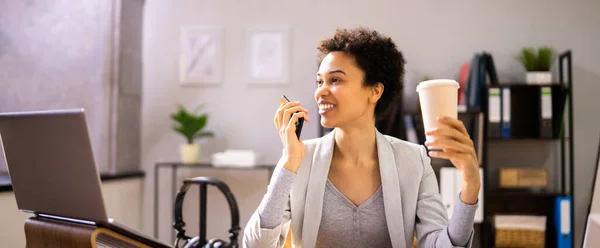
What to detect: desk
<box><xmin>153</xmin><ymin>162</ymin><xmax>275</xmax><ymax>242</ymax></box>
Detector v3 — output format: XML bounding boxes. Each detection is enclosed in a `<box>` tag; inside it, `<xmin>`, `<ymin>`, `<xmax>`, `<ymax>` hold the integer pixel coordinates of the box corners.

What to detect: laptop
<box><xmin>0</xmin><ymin>109</ymin><xmax>170</xmax><ymax>247</ymax></box>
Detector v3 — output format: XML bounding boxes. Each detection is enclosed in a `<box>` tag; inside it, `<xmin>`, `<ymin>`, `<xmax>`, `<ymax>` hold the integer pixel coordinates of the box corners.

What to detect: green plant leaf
<box><xmin>516</xmin><ymin>47</ymin><xmax>537</xmax><ymax>71</ymax></box>
<box><xmin>196</xmin><ymin>115</ymin><xmax>208</xmax><ymax>130</ymax></box>
<box><xmin>516</xmin><ymin>46</ymin><xmax>555</xmax><ymax>71</ymax></box>
<box><xmin>170</xmin><ymin>104</ymin><xmax>214</xmax><ymax>143</ymax></box>
<box><xmin>172</xmin><ymin>126</ymin><xmax>189</xmax><ymax>138</ymax></box>
<box><xmin>537</xmin><ymin>46</ymin><xmax>555</xmax><ymax>71</ymax></box>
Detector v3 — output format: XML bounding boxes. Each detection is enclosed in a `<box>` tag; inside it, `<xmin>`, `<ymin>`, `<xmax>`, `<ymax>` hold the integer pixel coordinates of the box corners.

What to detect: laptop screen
<box><xmin>0</xmin><ymin>109</ymin><xmax>108</xmax><ymax>223</ymax></box>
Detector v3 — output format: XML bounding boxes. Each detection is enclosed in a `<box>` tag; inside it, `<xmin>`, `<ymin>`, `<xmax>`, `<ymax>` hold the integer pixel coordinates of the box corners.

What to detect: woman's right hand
<box><xmin>274</xmin><ymin>97</ymin><xmax>310</xmax><ymax>173</ymax></box>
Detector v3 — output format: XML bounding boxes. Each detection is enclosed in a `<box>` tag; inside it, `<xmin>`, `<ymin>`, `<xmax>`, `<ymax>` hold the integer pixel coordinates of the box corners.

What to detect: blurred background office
<box><xmin>1</xmin><ymin>0</ymin><xmax>599</xmax><ymax>247</ymax></box>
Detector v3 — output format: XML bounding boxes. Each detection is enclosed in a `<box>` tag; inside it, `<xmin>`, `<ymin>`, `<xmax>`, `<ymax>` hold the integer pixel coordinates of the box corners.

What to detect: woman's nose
<box><xmin>314</xmin><ymin>84</ymin><xmax>330</xmax><ymax>100</ymax></box>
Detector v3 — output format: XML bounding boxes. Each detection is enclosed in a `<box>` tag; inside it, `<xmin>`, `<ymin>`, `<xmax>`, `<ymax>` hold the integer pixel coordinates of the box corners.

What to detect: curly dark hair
<box><xmin>317</xmin><ymin>27</ymin><xmax>405</xmax><ymax>119</ymax></box>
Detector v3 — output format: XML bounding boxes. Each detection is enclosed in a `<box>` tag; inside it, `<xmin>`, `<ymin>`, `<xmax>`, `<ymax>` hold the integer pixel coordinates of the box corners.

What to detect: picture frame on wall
<box><xmin>244</xmin><ymin>25</ymin><xmax>290</xmax><ymax>85</ymax></box>
<box><xmin>179</xmin><ymin>26</ymin><xmax>223</xmax><ymax>85</ymax></box>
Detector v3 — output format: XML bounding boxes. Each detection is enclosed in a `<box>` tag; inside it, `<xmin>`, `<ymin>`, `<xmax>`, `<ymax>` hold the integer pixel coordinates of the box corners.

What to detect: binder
<box><xmin>440</xmin><ymin>168</ymin><xmax>456</xmax><ymax>219</ymax></box>
<box><xmin>488</xmin><ymin>88</ymin><xmax>502</xmax><ymax>138</ymax></box>
<box><xmin>482</xmin><ymin>52</ymin><xmax>499</xmax><ymax>85</ymax></box>
<box><xmin>474</xmin><ymin>168</ymin><xmax>484</xmax><ymax>223</ymax></box>
<box><xmin>540</xmin><ymin>87</ymin><xmax>553</xmax><ymax>138</ymax></box>
<box><xmin>500</xmin><ymin>87</ymin><xmax>511</xmax><ymax>138</ymax></box>
<box><xmin>464</xmin><ymin>52</ymin><xmax>498</xmax><ymax>111</ymax></box>
<box><xmin>552</xmin><ymin>86</ymin><xmax>569</xmax><ymax>138</ymax></box>
<box><xmin>554</xmin><ymin>196</ymin><xmax>572</xmax><ymax>247</ymax></box>
<box><xmin>466</xmin><ymin>54</ymin><xmax>481</xmax><ymax>110</ymax></box>
<box><xmin>439</xmin><ymin>167</ymin><xmax>484</xmax><ymax>223</ymax></box>
<box><xmin>473</xmin><ymin>112</ymin><xmax>484</xmax><ymax>164</ymax></box>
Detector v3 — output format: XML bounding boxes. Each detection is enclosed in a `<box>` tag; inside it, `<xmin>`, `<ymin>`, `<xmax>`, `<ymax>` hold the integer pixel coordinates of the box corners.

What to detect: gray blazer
<box><xmin>243</xmin><ymin>129</ymin><xmax>474</xmax><ymax>248</ymax></box>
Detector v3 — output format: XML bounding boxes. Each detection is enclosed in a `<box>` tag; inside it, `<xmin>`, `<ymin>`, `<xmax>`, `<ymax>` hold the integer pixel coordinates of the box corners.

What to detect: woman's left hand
<box><xmin>424</xmin><ymin>115</ymin><xmax>480</xmax><ymax>205</ymax></box>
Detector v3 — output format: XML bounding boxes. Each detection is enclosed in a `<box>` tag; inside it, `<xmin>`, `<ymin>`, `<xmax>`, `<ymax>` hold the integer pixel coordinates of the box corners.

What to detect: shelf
<box><xmin>486</xmin><ymin>190</ymin><xmax>563</xmax><ymax>216</ymax></box>
<box><xmin>488</xmin><ymin>190</ymin><xmax>567</xmax><ymax>198</ymax></box>
<box><xmin>488</xmin><ymin>82</ymin><xmax>567</xmax><ymax>88</ymax></box>
<box><xmin>487</xmin><ymin>136</ymin><xmax>568</xmax><ymax>141</ymax></box>
<box><xmin>402</xmin><ymin>109</ymin><xmax>483</xmax><ymax>116</ymax></box>
<box><xmin>430</xmin><ymin>160</ymin><xmax>484</xmax><ymax>168</ymax></box>
<box><xmin>485</xmin><ymin>215</ymin><xmax>561</xmax><ymax>248</ymax></box>
<box><xmin>485</xmin><ymin>190</ymin><xmax>565</xmax><ymax>248</ymax></box>
<box><xmin>480</xmin><ymin>50</ymin><xmax>574</xmax><ymax>248</ymax></box>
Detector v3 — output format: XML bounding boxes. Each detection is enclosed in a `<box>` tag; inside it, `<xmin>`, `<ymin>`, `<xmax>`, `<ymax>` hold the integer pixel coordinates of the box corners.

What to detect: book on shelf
<box><xmin>464</xmin><ymin>51</ymin><xmax>499</xmax><ymax>112</ymax></box>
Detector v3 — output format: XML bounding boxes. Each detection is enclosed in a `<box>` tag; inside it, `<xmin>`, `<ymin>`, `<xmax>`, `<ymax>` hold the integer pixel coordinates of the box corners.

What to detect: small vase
<box><xmin>180</xmin><ymin>143</ymin><xmax>200</xmax><ymax>164</ymax></box>
<box><xmin>526</xmin><ymin>71</ymin><xmax>552</xmax><ymax>84</ymax></box>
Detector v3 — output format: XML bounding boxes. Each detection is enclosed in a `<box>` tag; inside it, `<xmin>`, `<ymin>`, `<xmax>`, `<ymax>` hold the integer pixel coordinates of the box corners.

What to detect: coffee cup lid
<box><xmin>416</xmin><ymin>79</ymin><xmax>460</xmax><ymax>92</ymax></box>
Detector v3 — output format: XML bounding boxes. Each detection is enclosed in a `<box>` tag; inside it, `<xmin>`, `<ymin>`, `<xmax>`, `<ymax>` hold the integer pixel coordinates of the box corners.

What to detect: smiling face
<box><xmin>315</xmin><ymin>51</ymin><xmax>383</xmax><ymax>129</ymax></box>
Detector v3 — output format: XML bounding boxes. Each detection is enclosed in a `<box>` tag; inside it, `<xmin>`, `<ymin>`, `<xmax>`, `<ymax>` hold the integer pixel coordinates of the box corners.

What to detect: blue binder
<box><xmin>500</xmin><ymin>87</ymin><xmax>511</xmax><ymax>138</ymax></box>
<box><xmin>554</xmin><ymin>196</ymin><xmax>572</xmax><ymax>247</ymax></box>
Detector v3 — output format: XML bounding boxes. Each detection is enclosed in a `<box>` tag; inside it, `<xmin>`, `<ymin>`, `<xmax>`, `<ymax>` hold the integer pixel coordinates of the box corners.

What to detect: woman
<box><xmin>243</xmin><ymin>27</ymin><xmax>479</xmax><ymax>248</ymax></box>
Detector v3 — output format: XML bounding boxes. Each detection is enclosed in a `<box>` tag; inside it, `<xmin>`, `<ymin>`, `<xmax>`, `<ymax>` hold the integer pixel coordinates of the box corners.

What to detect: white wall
<box><xmin>141</xmin><ymin>0</ymin><xmax>600</xmax><ymax>246</ymax></box>
<box><xmin>0</xmin><ymin>0</ymin><xmax>144</xmax><ymax>174</ymax></box>
<box><xmin>0</xmin><ymin>178</ymin><xmax>144</xmax><ymax>247</ymax></box>
<box><xmin>0</xmin><ymin>0</ymin><xmax>114</xmax><ymax>173</ymax></box>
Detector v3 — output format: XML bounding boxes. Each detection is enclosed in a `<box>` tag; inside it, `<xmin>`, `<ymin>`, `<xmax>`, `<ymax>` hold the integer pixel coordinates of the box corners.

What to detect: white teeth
<box><xmin>319</xmin><ymin>104</ymin><xmax>335</xmax><ymax>110</ymax></box>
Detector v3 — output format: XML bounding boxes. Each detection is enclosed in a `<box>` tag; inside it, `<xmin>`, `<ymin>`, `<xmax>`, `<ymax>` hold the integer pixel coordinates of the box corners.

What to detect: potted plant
<box><xmin>516</xmin><ymin>46</ymin><xmax>556</xmax><ymax>84</ymax></box>
<box><xmin>170</xmin><ymin>104</ymin><xmax>214</xmax><ymax>163</ymax></box>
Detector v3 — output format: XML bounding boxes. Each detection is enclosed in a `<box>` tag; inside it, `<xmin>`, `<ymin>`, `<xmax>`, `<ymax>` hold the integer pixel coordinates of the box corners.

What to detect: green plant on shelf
<box><xmin>170</xmin><ymin>104</ymin><xmax>214</xmax><ymax>144</ymax></box>
<box><xmin>516</xmin><ymin>46</ymin><xmax>556</xmax><ymax>72</ymax></box>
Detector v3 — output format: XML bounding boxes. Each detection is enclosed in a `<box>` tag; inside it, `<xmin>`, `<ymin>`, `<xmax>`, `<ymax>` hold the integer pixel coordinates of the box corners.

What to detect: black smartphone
<box><xmin>282</xmin><ymin>95</ymin><xmax>304</xmax><ymax>139</ymax></box>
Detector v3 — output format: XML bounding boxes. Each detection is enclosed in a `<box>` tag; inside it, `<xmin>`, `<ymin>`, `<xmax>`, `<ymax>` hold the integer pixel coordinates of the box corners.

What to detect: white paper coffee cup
<box><xmin>416</xmin><ymin>79</ymin><xmax>460</xmax><ymax>147</ymax></box>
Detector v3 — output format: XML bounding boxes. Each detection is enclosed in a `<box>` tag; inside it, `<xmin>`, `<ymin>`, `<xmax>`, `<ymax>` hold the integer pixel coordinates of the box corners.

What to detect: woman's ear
<box><xmin>369</xmin><ymin>82</ymin><xmax>384</xmax><ymax>103</ymax></box>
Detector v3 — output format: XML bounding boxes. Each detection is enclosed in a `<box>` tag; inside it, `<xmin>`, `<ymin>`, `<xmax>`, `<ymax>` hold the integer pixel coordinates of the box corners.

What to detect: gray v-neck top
<box><xmin>257</xmin><ymin>168</ymin><xmax>476</xmax><ymax>247</ymax></box>
<box><xmin>315</xmin><ymin>179</ymin><xmax>392</xmax><ymax>247</ymax></box>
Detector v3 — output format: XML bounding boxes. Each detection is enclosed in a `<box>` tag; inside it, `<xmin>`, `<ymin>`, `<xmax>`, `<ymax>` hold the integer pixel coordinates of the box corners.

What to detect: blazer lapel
<box><xmin>302</xmin><ymin>129</ymin><xmax>335</xmax><ymax>248</ymax></box>
<box><xmin>376</xmin><ymin>130</ymin><xmax>407</xmax><ymax>248</ymax></box>
<box><xmin>300</xmin><ymin>129</ymin><xmax>406</xmax><ymax>248</ymax></box>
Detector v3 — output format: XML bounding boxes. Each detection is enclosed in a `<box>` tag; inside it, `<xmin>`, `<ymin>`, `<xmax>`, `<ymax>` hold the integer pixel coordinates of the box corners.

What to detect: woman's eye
<box><xmin>331</xmin><ymin>77</ymin><xmax>339</xmax><ymax>83</ymax></box>
<box><xmin>316</xmin><ymin>79</ymin><xmax>323</xmax><ymax>85</ymax></box>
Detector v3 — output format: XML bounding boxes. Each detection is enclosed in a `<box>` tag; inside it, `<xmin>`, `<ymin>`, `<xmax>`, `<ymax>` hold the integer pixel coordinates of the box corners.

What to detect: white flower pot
<box><xmin>526</xmin><ymin>71</ymin><xmax>552</xmax><ymax>84</ymax></box>
<box><xmin>180</xmin><ymin>143</ymin><xmax>200</xmax><ymax>164</ymax></box>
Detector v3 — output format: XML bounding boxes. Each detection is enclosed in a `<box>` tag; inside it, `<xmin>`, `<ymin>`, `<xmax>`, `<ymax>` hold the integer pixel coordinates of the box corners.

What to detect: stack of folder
<box><xmin>461</xmin><ymin>52</ymin><xmax>567</xmax><ymax>139</ymax></box>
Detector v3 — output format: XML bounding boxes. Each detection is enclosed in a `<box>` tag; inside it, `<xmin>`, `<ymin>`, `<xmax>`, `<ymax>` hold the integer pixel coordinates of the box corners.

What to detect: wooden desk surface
<box><xmin>24</xmin><ymin>217</ymin><xmax>168</xmax><ymax>248</ymax></box>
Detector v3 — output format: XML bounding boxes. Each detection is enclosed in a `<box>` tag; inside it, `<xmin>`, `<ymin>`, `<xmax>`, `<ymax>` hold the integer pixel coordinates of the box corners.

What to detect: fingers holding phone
<box><xmin>285</xmin><ymin>111</ymin><xmax>307</xmax><ymax>138</ymax></box>
<box><xmin>275</xmin><ymin>101</ymin><xmax>304</xmax><ymax>133</ymax></box>
<box><xmin>273</xmin><ymin>96</ymin><xmax>309</xmax><ymax>168</ymax></box>
<box><xmin>275</xmin><ymin>96</ymin><xmax>309</xmax><ymax>138</ymax></box>
<box><xmin>280</xmin><ymin>105</ymin><xmax>307</xmax><ymax>130</ymax></box>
